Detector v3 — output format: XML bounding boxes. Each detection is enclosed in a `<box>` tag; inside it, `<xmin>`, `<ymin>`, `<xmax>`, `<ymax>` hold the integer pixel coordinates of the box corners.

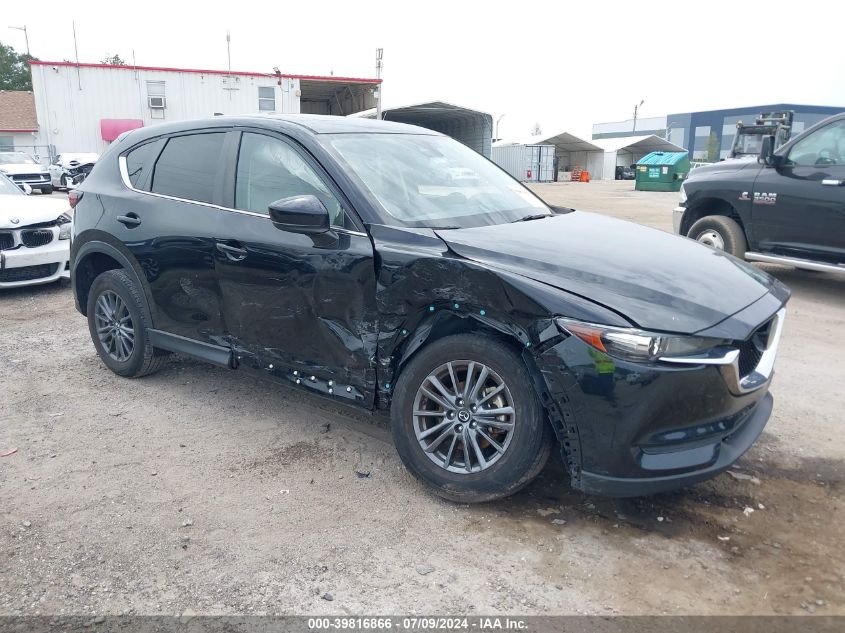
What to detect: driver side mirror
<box><xmin>268</xmin><ymin>195</ymin><xmax>330</xmax><ymax>234</ymax></box>
<box><xmin>759</xmin><ymin>135</ymin><xmax>780</xmax><ymax>166</ymax></box>
<box><xmin>20</xmin><ymin>182</ymin><xmax>32</xmax><ymax>195</ymax></box>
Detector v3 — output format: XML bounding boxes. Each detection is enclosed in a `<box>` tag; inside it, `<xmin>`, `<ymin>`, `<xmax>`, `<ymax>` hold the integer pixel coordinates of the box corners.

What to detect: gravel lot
<box><xmin>1</xmin><ymin>182</ymin><xmax>843</xmax><ymax>616</ymax></box>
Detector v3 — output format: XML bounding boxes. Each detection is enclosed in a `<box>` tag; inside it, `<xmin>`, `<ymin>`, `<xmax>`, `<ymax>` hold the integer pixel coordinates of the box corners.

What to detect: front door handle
<box><xmin>822</xmin><ymin>179</ymin><xmax>844</xmax><ymax>186</ymax></box>
<box><xmin>116</xmin><ymin>213</ymin><xmax>141</xmax><ymax>227</ymax></box>
<box><xmin>216</xmin><ymin>242</ymin><xmax>248</xmax><ymax>261</ymax></box>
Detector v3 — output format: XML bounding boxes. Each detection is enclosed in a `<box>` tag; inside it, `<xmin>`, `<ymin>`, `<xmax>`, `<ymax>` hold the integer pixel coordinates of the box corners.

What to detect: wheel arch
<box><xmin>681</xmin><ymin>197</ymin><xmax>745</xmax><ymax>236</ymax></box>
<box><xmin>72</xmin><ymin>239</ymin><xmax>156</xmax><ymax>323</ymax></box>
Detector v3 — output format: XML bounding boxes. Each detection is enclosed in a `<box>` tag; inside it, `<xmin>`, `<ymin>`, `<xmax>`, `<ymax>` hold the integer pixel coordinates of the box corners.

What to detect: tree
<box><xmin>707</xmin><ymin>131</ymin><xmax>720</xmax><ymax>163</ymax></box>
<box><xmin>0</xmin><ymin>42</ymin><xmax>36</xmax><ymax>91</ymax></box>
<box><xmin>101</xmin><ymin>54</ymin><xmax>126</xmax><ymax>65</ymax></box>
<box><xmin>531</xmin><ymin>122</ymin><xmax>542</xmax><ymax>136</ymax></box>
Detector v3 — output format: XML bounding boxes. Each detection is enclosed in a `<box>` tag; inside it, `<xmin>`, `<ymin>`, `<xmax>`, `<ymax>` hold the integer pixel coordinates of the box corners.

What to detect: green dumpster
<box><xmin>634</xmin><ymin>151</ymin><xmax>690</xmax><ymax>192</ymax></box>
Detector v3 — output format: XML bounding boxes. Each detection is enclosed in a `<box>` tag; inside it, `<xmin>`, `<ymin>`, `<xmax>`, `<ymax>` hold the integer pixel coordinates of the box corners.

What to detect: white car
<box><xmin>0</xmin><ymin>172</ymin><xmax>72</xmax><ymax>288</ymax></box>
<box><xmin>49</xmin><ymin>152</ymin><xmax>100</xmax><ymax>190</ymax></box>
<box><xmin>0</xmin><ymin>151</ymin><xmax>53</xmax><ymax>194</ymax></box>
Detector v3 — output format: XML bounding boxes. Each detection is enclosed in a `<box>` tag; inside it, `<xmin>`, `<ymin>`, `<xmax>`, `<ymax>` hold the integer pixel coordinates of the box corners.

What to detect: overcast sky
<box><xmin>4</xmin><ymin>1</ymin><xmax>845</xmax><ymax>139</ymax></box>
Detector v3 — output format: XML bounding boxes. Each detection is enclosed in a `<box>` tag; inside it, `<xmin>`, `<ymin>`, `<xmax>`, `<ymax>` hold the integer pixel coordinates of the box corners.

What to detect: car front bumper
<box><xmin>578</xmin><ymin>392</ymin><xmax>772</xmax><ymax>496</ymax></box>
<box><xmin>534</xmin><ymin>302</ymin><xmax>784</xmax><ymax>497</ymax></box>
<box><xmin>0</xmin><ymin>237</ymin><xmax>70</xmax><ymax>288</ymax></box>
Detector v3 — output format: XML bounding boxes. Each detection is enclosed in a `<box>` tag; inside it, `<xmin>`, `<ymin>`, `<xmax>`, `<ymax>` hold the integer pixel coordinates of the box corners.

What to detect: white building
<box><xmin>29</xmin><ymin>60</ymin><xmax>380</xmax><ymax>155</ymax></box>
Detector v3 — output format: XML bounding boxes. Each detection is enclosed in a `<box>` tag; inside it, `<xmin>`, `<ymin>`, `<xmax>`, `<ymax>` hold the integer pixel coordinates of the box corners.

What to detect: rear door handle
<box><xmin>216</xmin><ymin>242</ymin><xmax>248</xmax><ymax>261</ymax></box>
<box><xmin>822</xmin><ymin>179</ymin><xmax>844</xmax><ymax>186</ymax></box>
<box><xmin>116</xmin><ymin>213</ymin><xmax>141</xmax><ymax>227</ymax></box>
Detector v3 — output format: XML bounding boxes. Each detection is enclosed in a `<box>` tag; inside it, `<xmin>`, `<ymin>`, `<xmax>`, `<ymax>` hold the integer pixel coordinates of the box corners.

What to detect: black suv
<box><xmin>71</xmin><ymin>115</ymin><xmax>789</xmax><ymax>502</ymax></box>
<box><xmin>674</xmin><ymin>111</ymin><xmax>845</xmax><ymax>274</ymax></box>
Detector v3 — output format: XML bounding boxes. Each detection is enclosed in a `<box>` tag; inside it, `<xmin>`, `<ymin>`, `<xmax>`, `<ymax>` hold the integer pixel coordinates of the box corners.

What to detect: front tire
<box><xmin>86</xmin><ymin>269</ymin><xmax>168</xmax><ymax>378</ymax></box>
<box><xmin>39</xmin><ymin>185</ymin><xmax>54</xmax><ymax>195</ymax></box>
<box><xmin>391</xmin><ymin>333</ymin><xmax>552</xmax><ymax>503</ymax></box>
<box><xmin>687</xmin><ymin>215</ymin><xmax>747</xmax><ymax>258</ymax></box>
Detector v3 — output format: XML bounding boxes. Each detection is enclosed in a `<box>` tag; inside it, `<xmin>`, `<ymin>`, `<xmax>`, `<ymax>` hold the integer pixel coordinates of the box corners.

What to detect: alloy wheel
<box><xmin>412</xmin><ymin>360</ymin><xmax>515</xmax><ymax>474</ymax></box>
<box><xmin>94</xmin><ymin>290</ymin><xmax>135</xmax><ymax>362</ymax></box>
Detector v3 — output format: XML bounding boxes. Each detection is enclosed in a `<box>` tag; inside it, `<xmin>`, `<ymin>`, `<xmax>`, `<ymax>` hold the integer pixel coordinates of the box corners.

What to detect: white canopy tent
<box><xmin>494</xmin><ymin>131</ymin><xmax>605</xmax><ymax>178</ymax></box>
<box><xmin>494</xmin><ymin>132</ymin><xmax>686</xmax><ymax>179</ymax></box>
<box><xmin>592</xmin><ymin>135</ymin><xmax>686</xmax><ymax>180</ymax></box>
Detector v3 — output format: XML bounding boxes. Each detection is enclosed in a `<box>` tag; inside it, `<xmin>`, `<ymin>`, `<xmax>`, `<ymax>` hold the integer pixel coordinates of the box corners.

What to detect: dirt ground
<box><xmin>1</xmin><ymin>181</ymin><xmax>843</xmax><ymax>617</ymax></box>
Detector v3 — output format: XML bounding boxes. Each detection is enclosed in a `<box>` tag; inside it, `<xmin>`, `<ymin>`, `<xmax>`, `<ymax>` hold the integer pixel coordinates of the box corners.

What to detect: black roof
<box><xmin>119</xmin><ymin>113</ymin><xmax>440</xmax><ymax>146</ymax></box>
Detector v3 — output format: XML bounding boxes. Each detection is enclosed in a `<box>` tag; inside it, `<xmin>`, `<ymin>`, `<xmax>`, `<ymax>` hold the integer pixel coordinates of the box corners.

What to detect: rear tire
<box><xmin>86</xmin><ymin>269</ymin><xmax>168</xmax><ymax>378</ymax></box>
<box><xmin>688</xmin><ymin>215</ymin><xmax>747</xmax><ymax>258</ymax></box>
<box><xmin>391</xmin><ymin>333</ymin><xmax>552</xmax><ymax>503</ymax></box>
<box><xmin>40</xmin><ymin>185</ymin><xmax>53</xmax><ymax>195</ymax></box>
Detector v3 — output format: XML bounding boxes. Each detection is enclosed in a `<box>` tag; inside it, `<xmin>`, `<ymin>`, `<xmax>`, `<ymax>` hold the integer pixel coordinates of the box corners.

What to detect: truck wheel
<box><xmin>391</xmin><ymin>333</ymin><xmax>552</xmax><ymax>503</ymax></box>
<box><xmin>687</xmin><ymin>215</ymin><xmax>747</xmax><ymax>258</ymax></box>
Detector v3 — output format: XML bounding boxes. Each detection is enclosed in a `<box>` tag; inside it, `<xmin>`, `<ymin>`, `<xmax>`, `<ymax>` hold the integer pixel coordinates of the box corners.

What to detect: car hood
<box><xmin>435</xmin><ymin>212</ymin><xmax>779</xmax><ymax>334</ymax></box>
<box><xmin>0</xmin><ymin>194</ymin><xmax>70</xmax><ymax>228</ymax></box>
<box><xmin>0</xmin><ymin>163</ymin><xmax>49</xmax><ymax>175</ymax></box>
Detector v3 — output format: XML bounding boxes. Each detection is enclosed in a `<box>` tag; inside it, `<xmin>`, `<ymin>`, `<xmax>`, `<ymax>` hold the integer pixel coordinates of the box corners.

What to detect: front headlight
<box><xmin>57</xmin><ymin>213</ymin><xmax>72</xmax><ymax>240</ymax></box>
<box><xmin>556</xmin><ymin>317</ymin><xmax>728</xmax><ymax>363</ymax></box>
<box><xmin>678</xmin><ymin>183</ymin><xmax>687</xmax><ymax>204</ymax></box>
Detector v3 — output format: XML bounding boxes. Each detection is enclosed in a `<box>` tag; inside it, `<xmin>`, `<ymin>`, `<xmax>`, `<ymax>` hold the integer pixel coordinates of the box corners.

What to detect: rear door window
<box><xmin>150</xmin><ymin>133</ymin><xmax>226</xmax><ymax>203</ymax></box>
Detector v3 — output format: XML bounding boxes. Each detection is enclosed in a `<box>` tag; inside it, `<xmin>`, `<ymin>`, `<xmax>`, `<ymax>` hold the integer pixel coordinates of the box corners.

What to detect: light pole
<box><xmin>9</xmin><ymin>25</ymin><xmax>30</xmax><ymax>56</ymax></box>
<box><xmin>632</xmin><ymin>99</ymin><xmax>644</xmax><ymax>132</ymax></box>
<box><xmin>496</xmin><ymin>113</ymin><xmax>506</xmax><ymax>140</ymax></box>
<box><xmin>375</xmin><ymin>48</ymin><xmax>383</xmax><ymax>120</ymax></box>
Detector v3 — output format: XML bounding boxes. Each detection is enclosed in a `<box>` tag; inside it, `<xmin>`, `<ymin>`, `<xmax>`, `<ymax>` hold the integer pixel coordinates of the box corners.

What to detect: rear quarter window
<box><xmin>124</xmin><ymin>139</ymin><xmax>166</xmax><ymax>191</ymax></box>
<box><xmin>150</xmin><ymin>133</ymin><xmax>226</xmax><ymax>203</ymax></box>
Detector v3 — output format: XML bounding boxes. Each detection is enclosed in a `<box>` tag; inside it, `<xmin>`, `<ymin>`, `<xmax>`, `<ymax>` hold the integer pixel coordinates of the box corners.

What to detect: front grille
<box><xmin>736</xmin><ymin>317</ymin><xmax>773</xmax><ymax>377</ymax></box>
<box><xmin>737</xmin><ymin>338</ymin><xmax>764</xmax><ymax>377</ymax></box>
<box><xmin>0</xmin><ymin>231</ymin><xmax>13</xmax><ymax>251</ymax></box>
<box><xmin>21</xmin><ymin>229</ymin><xmax>54</xmax><ymax>248</ymax></box>
<box><xmin>0</xmin><ymin>263</ymin><xmax>58</xmax><ymax>282</ymax></box>
<box><xmin>11</xmin><ymin>173</ymin><xmax>49</xmax><ymax>182</ymax></box>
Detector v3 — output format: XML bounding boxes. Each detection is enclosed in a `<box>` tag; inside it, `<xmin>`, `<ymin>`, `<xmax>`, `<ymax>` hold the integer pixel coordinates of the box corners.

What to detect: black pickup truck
<box><xmin>674</xmin><ymin>112</ymin><xmax>845</xmax><ymax>274</ymax></box>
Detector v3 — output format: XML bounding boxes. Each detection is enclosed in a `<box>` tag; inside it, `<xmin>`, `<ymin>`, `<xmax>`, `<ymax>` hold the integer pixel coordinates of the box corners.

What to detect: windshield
<box><xmin>326</xmin><ymin>134</ymin><xmax>551</xmax><ymax>228</ymax></box>
<box><xmin>734</xmin><ymin>134</ymin><xmax>763</xmax><ymax>156</ymax></box>
<box><xmin>0</xmin><ymin>174</ymin><xmax>23</xmax><ymax>195</ymax></box>
<box><xmin>0</xmin><ymin>152</ymin><xmax>37</xmax><ymax>165</ymax></box>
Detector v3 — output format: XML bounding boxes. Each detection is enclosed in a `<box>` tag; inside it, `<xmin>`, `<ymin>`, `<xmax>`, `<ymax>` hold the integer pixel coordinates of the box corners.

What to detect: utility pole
<box><xmin>496</xmin><ymin>114</ymin><xmax>506</xmax><ymax>140</ymax></box>
<box><xmin>375</xmin><ymin>47</ymin><xmax>383</xmax><ymax>120</ymax></box>
<box><xmin>226</xmin><ymin>30</ymin><xmax>231</xmax><ymax>74</ymax></box>
<box><xmin>8</xmin><ymin>25</ymin><xmax>30</xmax><ymax>56</ymax></box>
<box><xmin>633</xmin><ymin>99</ymin><xmax>644</xmax><ymax>132</ymax></box>
<box><xmin>72</xmin><ymin>21</ymin><xmax>81</xmax><ymax>90</ymax></box>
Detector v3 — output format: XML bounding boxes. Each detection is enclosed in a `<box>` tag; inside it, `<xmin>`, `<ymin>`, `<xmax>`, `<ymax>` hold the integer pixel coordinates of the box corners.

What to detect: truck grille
<box><xmin>0</xmin><ymin>263</ymin><xmax>58</xmax><ymax>282</ymax></box>
<box><xmin>21</xmin><ymin>229</ymin><xmax>54</xmax><ymax>248</ymax></box>
<box><xmin>0</xmin><ymin>231</ymin><xmax>13</xmax><ymax>251</ymax></box>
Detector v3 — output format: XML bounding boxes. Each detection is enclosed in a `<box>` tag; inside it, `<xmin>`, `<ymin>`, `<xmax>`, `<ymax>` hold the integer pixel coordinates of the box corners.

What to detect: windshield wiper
<box><xmin>512</xmin><ymin>213</ymin><xmax>551</xmax><ymax>223</ymax></box>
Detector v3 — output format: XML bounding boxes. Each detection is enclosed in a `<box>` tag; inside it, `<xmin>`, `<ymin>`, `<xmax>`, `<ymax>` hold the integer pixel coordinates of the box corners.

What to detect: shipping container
<box><xmin>491</xmin><ymin>144</ymin><xmax>556</xmax><ymax>182</ymax></box>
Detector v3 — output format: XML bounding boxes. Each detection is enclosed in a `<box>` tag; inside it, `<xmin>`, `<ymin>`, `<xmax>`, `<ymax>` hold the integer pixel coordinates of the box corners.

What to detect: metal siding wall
<box><xmin>492</xmin><ymin>145</ymin><xmax>555</xmax><ymax>182</ymax></box>
<box><xmin>32</xmin><ymin>65</ymin><xmax>298</xmax><ymax>154</ymax></box>
<box><xmin>492</xmin><ymin>146</ymin><xmax>529</xmax><ymax>180</ymax></box>
<box><xmin>424</xmin><ymin>115</ymin><xmax>492</xmax><ymax>157</ymax></box>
